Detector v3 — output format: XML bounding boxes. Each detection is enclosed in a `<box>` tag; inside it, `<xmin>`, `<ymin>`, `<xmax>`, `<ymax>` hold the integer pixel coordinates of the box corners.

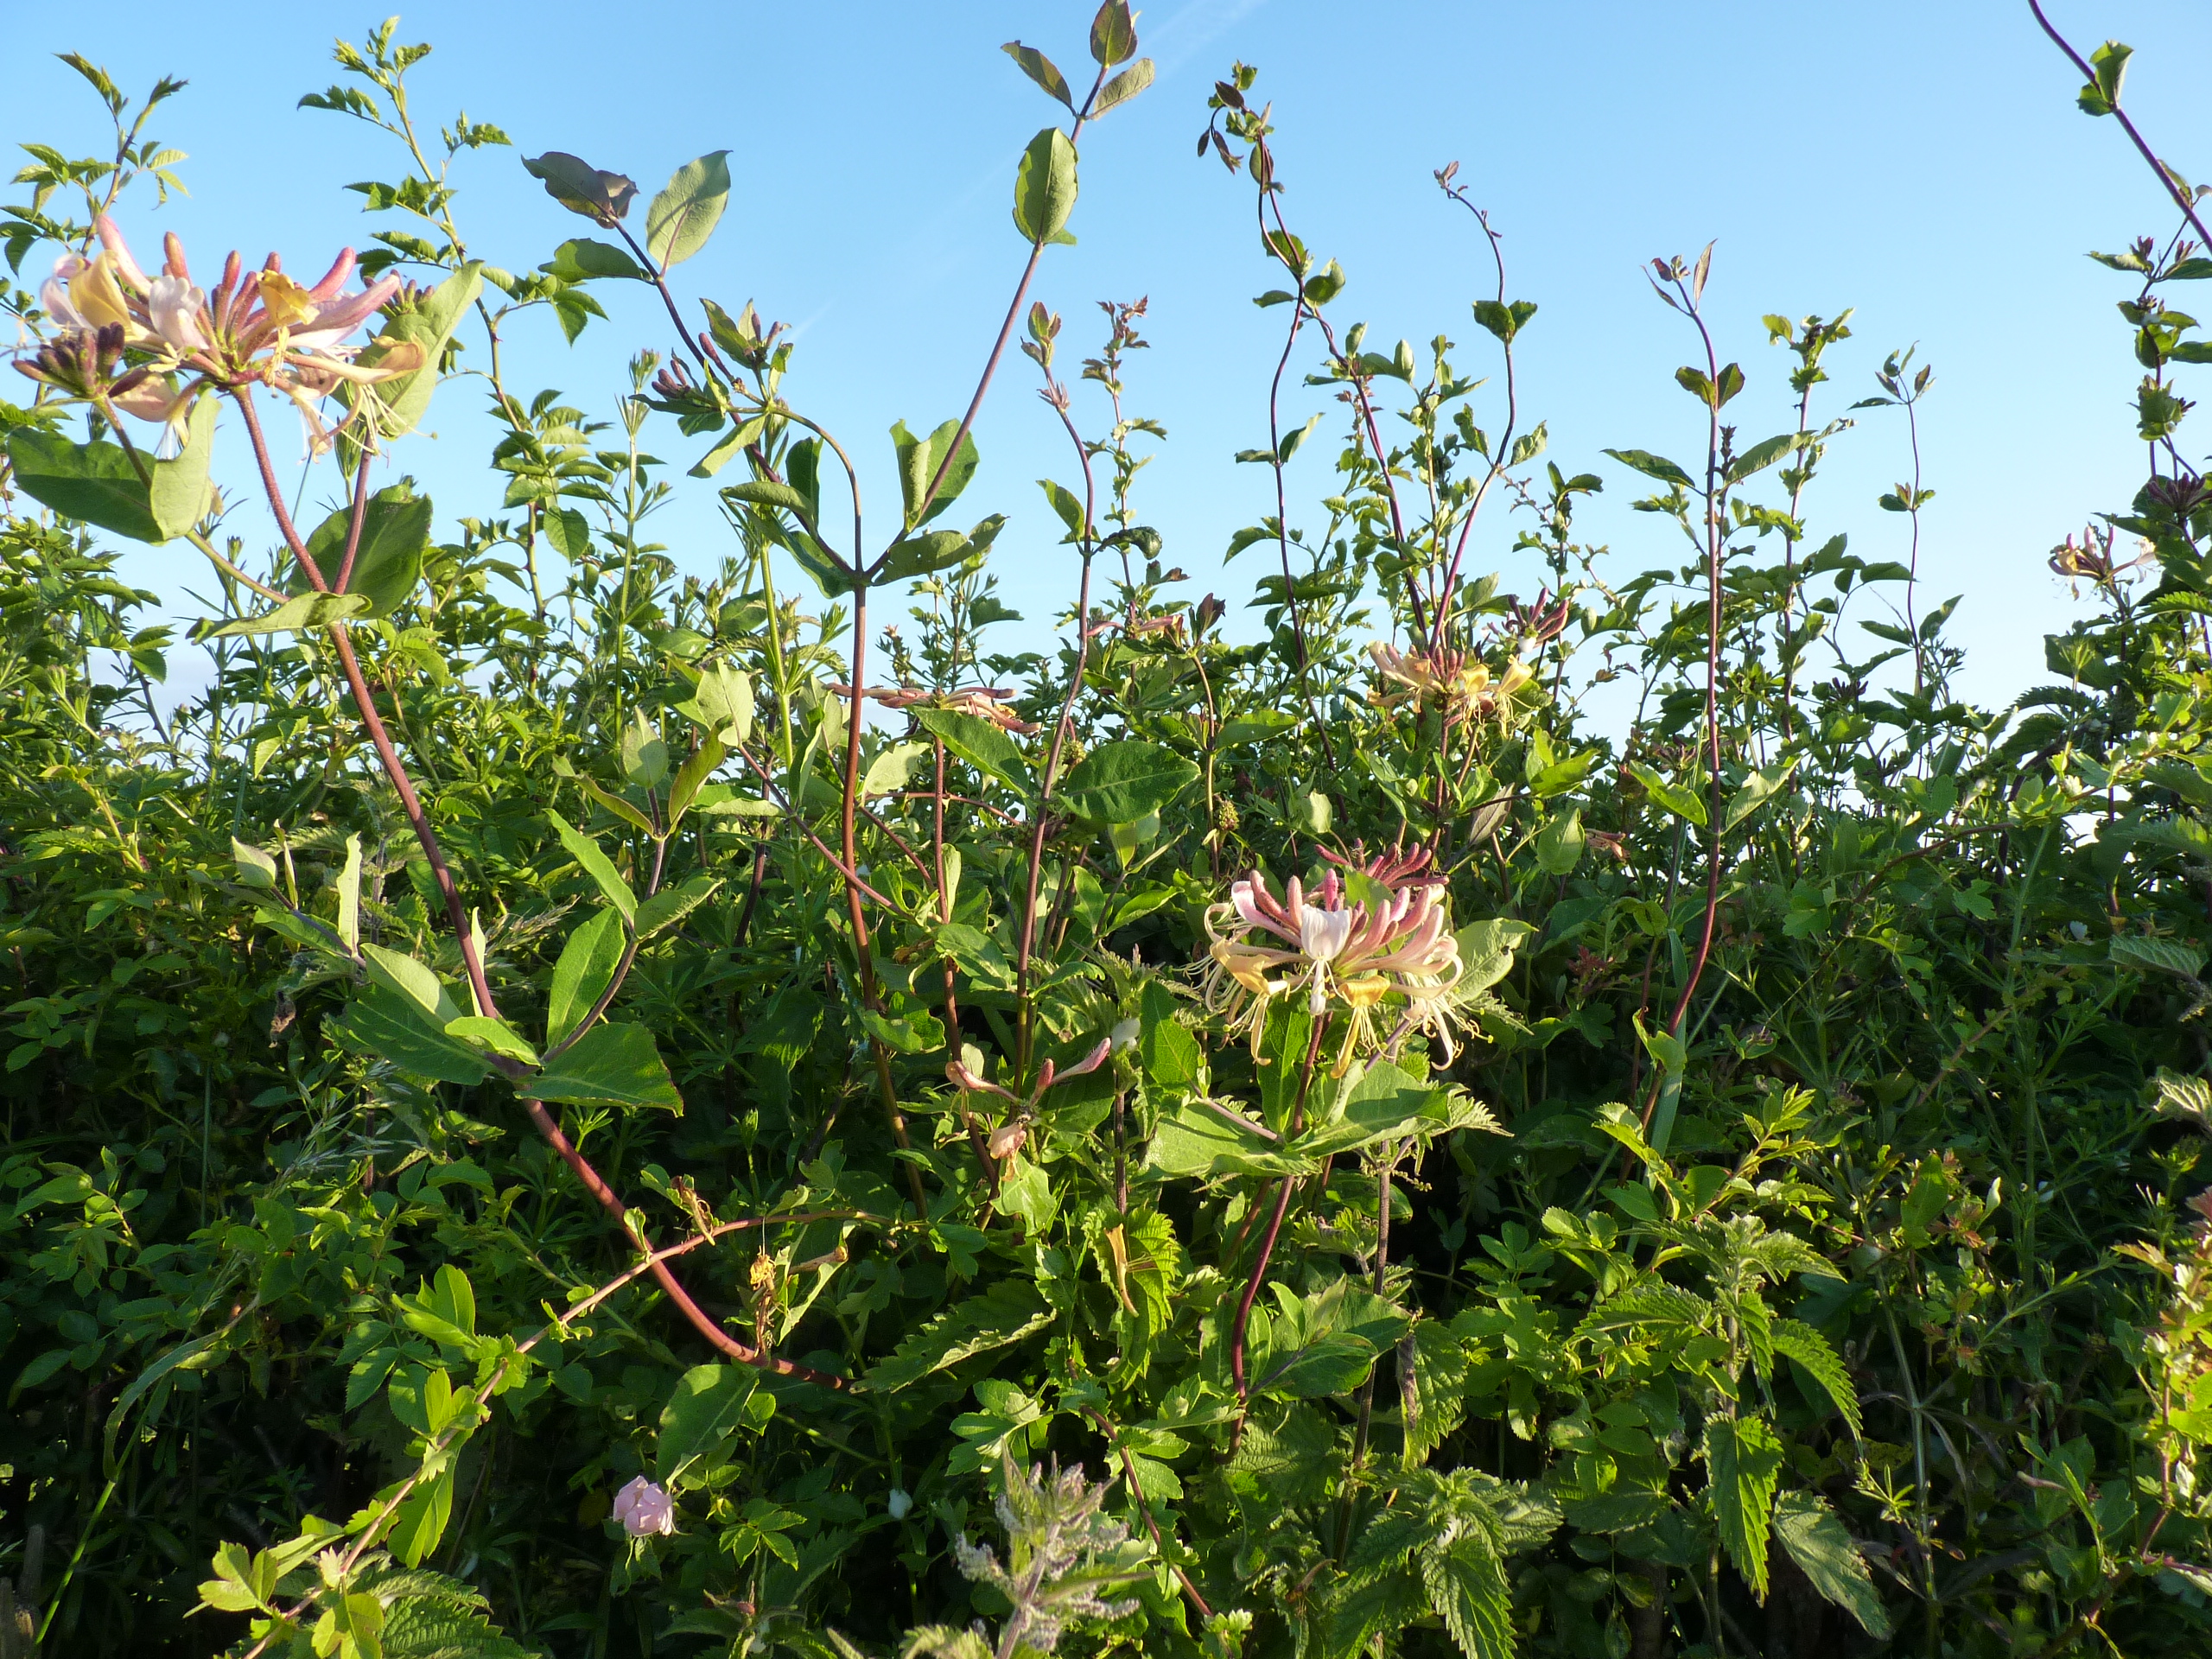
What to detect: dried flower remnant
<box><xmin>848</xmin><ymin>682</ymin><xmax>1043</xmax><ymax>735</ymax></box>
<box><xmin>1202</xmin><ymin>843</ymin><xmax>1465</xmax><ymax>1067</ymax></box>
<box><xmin>946</xmin><ymin>1038</ymin><xmax>1114</xmax><ymax>1160</ymax></box>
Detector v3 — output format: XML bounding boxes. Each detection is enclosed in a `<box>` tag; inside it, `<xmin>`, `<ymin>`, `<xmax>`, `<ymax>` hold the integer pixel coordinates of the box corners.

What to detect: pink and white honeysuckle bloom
<box><xmin>612</xmin><ymin>1476</ymin><xmax>676</xmax><ymax>1537</ymax></box>
<box><xmin>1203</xmin><ymin>846</ymin><xmax>1465</xmax><ymax>1067</ymax></box>
<box><xmin>15</xmin><ymin>217</ymin><xmax>423</xmax><ymax>456</ymax></box>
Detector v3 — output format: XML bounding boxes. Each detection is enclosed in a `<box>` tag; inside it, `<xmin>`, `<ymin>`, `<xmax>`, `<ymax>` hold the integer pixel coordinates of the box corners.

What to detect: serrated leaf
<box><xmin>1058</xmin><ymin>739</ymin><xmax>1197</xmax><ymax>823</ymax></box>
<box><xmin>862</xmin><ymin>1280</ymin><xmax>1052</xmax><ymax>1393</ymax></box>
<box><xmin>1706</xmin><ymin>1415</ymin><xmax>1783</xmax><ymax>1598</ymax></box>
<box><xmin>1773</xmin><ymin>1491</ymin><xmax>1891</xmax><ymax>1636</ymax></box>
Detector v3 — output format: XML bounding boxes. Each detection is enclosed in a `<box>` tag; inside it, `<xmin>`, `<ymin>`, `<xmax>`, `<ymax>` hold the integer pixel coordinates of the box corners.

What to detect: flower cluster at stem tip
<box><xmin>16</xmin><ymin>214</ymin><xmax>418</xmax><ymax>454</ymax></box>
<box><xmin>1204</xmin><ymin>843</ymin><xmax>1465</xmax><ymax>1071</ymax></box>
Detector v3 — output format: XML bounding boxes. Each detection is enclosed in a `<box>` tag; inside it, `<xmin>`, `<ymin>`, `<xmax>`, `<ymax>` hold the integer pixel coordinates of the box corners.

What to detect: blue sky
<box><xmin>11</xmin><ymin>1</ymin><xmax>2212</xmax><ymax>712</ymax></box>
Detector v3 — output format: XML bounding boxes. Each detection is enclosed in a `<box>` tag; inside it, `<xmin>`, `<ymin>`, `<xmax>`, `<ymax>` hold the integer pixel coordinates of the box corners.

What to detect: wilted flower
<box><xmin>612</xmin><ymin>1476</ymin><xmax>675</xmax><ymax>1537</ymax></box>
<box><xmin>1202</xmin><ymin>844</ymin><xmax>1465</xmax><ymax>1068</ymax></box>
<box><xmin>946</xmin><ymin>1038</ymin><xmax>1114</xmax><ymax>1160</ymax></box>
<box><xmin>1368</xmin><ymin>639</ymin><xmax>1532</xmax><ymax>721</ymax></box>
<box><xmin>847</xmin><ymin>683</ymin><xmax>1041</xmax><ymax>736</ymax></box>
<box><xmin>12</xmin><ymin>217</ymin><xmax>422</xmax><ymax>455</ymax></box>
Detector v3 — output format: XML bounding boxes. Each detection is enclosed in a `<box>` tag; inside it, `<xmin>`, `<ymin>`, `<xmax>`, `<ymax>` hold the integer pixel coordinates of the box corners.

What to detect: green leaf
<box><xmin>1058</xmin><ymin>740</ymin><xmax>1197</xmax><ymax>823</ymax></box>
<box><xmin>212</xmin><ymin>591</ymin><xmax>371</xmax><ymax>637</ymax></box>
<box><xmin>329</xmin><ymin>985</ymin><xmax>493</xmax><ymax>1085</ymax></box>
<box><xmin>1144</xmin><ymin>1101</ymin><xmax>1302</xmax><ymax>1180</ymax></box>
<box><xmin>1706</xmin><ymin>1415</ymin><xmax>1783</xmax><ymax>1598</ymax></box>
<box><xmin>1297</xmin><ymin>1057</ymin><xmax>1449</xmax><ymax>1160</ymax></box>
<box><xmin>891</xmin><ymin>417</ymin><xmax>981</xmax><ymax>529</ymax></box>
<box><xmin>446</xmin><ymin>1015</ymin><xmax>538</xmax><ymax>1065</ymax></box>
<box><xmin>2112</xmin><ymin>935</ymin><xmax>2206</xmax><ymax>980</ymax></box>
<box><xmin>1629</xmin><ymin>760</ymin><xmax>1708</xmax><ymax>828</ymax></box>
<box><xmin>1093</xmin><ymin>57</ymin><xmax>1155</xmax><ymax>116</ymax></box>
<box><xmin>1090</xmin><ymin>0</ymin><xmax>1137</xmax><ymax>65</ymax></box>
<box><xmin>1001</xmin><ymin>41</ymin><xmax>1072</xmax><ymax>108</ymax></box>
<box><xmin>1724</xmin><ymin>760</ymin><xmax>1796</xmax><ymax>833</ymax></box>
<box><xmin>645</xmin><ymin>151</ymin><xmax>731</xmax><ymax>270</ymax></box>
<box><xmin>292</xmin><ymin>483</ymin><xmax>432</xmax><ymax>616</ymax></box>
<box><xmin>232</xmin><ymin>839</ymin><xmax>278</xmax><ymax>890</ymax></box>
<box><xmin>547</xmin><ymin>907</ymin><xmax>626</xmax><ymax>1045</ymax></box>
<box><xmin>521</xmin><ymin>151</ymin><xmax>638</xmax><ymax>223</ymax></box>
<box><xmin>1773</xmin><ymin>1491</ymin><xmax>1890</xmax><ymax>1637</ymax></box>
<box><xmin>1773</xmin><ymin>1319</ymin><xmax>1861</xmax><ymax>1436</ymax></box>
<box><xmin>675</xmin><ymin>663</ymin><xmax>755</xmax><ymax>745</ymax></box>
<box><xmin>533</xmin><ymin>1021</ymin><xmax>683</xmax><ymax>1112</ymax></box>
<box><xmin>862</xmin><ymin>1280</ymin><xmax>1052</xmax><ymax>1393</ymax></box>
<box><xmin>1420</xmin><ymin>1530</ymin><xmax>1514</xmax><ymax>1659</ymax></box>
<box><xmin>912</xmin><ymin>707</ymin><xmax>1033</xmax><ymax>797</ymax></box>
<box><xmin>7</xmin><ymin>427</ymin><xmax>162</xmax><ymax>542</ymax></box>
<box><xmin>546</xmin><ymin>810</ymin><xmax>636</xmax><ymax>925</ymax></box>
<box><xmin>388</xmin><ymin>1467</ymin><xmax>454</xmax><ymax>1567</ymax></box>
<box><xmin>540</xmin><ymin>237</ymin><xmax>646</xmax><ymax>282</ymax></box>
<box><xmin>1602</xmin><ymin>447</ymin><xmax>1694</xmax><ymax>489</ymax></box>
<box><xmin>361</xmin><ymin>943</ymin><xmax>461</xmax><ymax>1021</ymax></box>
<box><xmin>1012</xmin><ymin>127</ymin><xmax>1078</xmax><ymax>245</ymax></box>
<box><xmin>635</xmin><ymin>874</ymin><xmax>721</xmax><ymax>941</ymax></box>
<box><xmin>666</xmin><ymin>733</ymin><xmax>727</xmax><ymax>828</ymax></box>
<box><xmin>149</xmin><ymin>391</ymin><xmax>219</xmax><ymax>539</ymax></box>
<box><xmin>657</xmin><ymin>1363</ymin><xmax>760</xmax><ymax>1485</ymax></box>
<box><xmin>1725</xmin><ymin>431</ymin><xmax>1800</xmax><ymax>484</ymax></box>
<box><xmin>1534</xmin><ymin>807</ymin><xmax>1584</xmax><ymax>876</ymax></box>
<box><xmin>336</xmin><ymin>834</ymin><xmax>363</xmax><ymax>952</ymax></box>
<box><xmin>350</xmin><ymin>262</ymin><xmax>482</xmax><ymax>442</ymax></box>
<box><xmin>862</xmin><ymin>741</ymin><xmax>929</xmax><ymax>799</ymax></box>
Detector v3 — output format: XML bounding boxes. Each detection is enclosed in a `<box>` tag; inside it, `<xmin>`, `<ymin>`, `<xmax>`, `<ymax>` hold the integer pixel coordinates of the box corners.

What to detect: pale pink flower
<box><xmin>612</xmin><ymin>1476</ymin><xmax>675</xmax><ymax>1537</ymax></box>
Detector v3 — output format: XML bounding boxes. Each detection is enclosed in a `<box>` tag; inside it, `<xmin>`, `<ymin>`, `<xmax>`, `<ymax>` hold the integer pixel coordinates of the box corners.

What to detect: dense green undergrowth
<box><xmin>10</xmin><ymin>9</ymin><xmax>2212</xmax><ymax>1657</ymax></box>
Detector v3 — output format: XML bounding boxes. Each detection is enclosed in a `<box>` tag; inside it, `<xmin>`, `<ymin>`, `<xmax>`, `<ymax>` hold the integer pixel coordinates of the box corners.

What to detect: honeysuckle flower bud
<box><xmin>612</xmin><ymin>1476</ymin><xmax>675</xmax><ymax>1537</ymax></box>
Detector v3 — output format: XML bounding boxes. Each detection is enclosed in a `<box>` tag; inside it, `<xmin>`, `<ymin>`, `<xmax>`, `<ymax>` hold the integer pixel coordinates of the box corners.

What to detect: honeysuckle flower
<box><xmin>1203</xmin><ymin>846</ymin><xmax>1465</xmax><ymax>1068</ymax></box>
<box><xmin>11</xmin><ymin>217</ymin><xmax>423</xmax><ymax>457</ymax></box>
<box><xmin>1368</xmin><ymin>639</ymin><xmax>1533</xmax><ymax>722</ymax></box>
<box><xmin>612</xmin><ymin>1476</ymin><xmax>675</xmax><ymax>1537</ymax></box>
<box><xmin>39</xmin><ymin>253</ymin><xmax>90</xmax><ymax>331</ymax></box>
